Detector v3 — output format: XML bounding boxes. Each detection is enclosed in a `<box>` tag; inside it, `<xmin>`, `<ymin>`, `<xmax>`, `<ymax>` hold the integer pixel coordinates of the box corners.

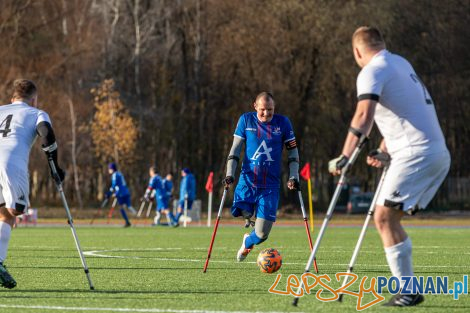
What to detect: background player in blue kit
<box><xmin>174</xmin><ymin>168</ymin><xmax>196</xmax><ymax>225</ymax></box>
<box><xmin>106</xmin><ymin>163</ymin><xmax>136</xmax><ymax>227</ymax></box>
<box><xmin>143</xmin><ymin>167</ymin><xmax>177</xmax><ymax>226</ymax></box>
<box><xmin>223</xmin><ymin>92</ymin><xmax>300</xmax><ymax>261</ymax></box>
<box><xmin>159</xmin><ymin>173</ymin><xmax>176</xmax><ymax>225</ymax></box>
<box><xmin>163</xmin><ymin>173</ymin><xmax>173</xmax><ymax>203</ymax></box>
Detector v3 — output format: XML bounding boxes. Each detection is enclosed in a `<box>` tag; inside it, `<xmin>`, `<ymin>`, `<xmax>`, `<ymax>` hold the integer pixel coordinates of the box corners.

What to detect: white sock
<box><xmin>384</xmin><ymin>237</ymin><xmax>414</xmax><ymax>289</ymax></box>
<box><xmin>154</xmin><ymin>212</ymin><xmax>162</xmax><ymax>224</ymax></box>
<box><xmin>166</xmin><ymin>213</ymin><xmax>174</xmax><ymax>225</ymax></box>
<box><xmin>0</xmin><ymin>221</ymin><xmax>12</xmax><ymax>263</ymax></box>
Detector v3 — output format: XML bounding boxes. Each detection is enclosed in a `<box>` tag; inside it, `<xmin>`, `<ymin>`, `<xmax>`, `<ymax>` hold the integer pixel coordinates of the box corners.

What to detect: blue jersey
<box><xmin>148</xmin><ymin>175</ymin><xmax>164</xmax><ymax>198</ymax></box>
<box><xmin>163</xmin><ymin>179</ymin><xmax>173</xmax><ymax>198</ymax></box>
<box><xmin>234</xmin><ymin>112</ymin><xmax>296</xmax><ymax>189</ymax></box>
<box><xmin>109</xmin><ymin>171</ymin><xmax>130</xmax><ymax>197</ymax></box>
<box><xmin>179</xmin><ymin>173</ymin><xmax>196</xmax><ymax>201</ymax></box>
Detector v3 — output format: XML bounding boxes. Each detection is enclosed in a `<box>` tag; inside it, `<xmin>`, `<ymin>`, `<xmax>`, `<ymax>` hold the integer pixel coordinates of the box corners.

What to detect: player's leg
<box><xmin>153</xmin><ymin>197</ymin><xmax>163</xmax><ymax>225</ymax></box>
<box><xmin>377</xmin><ymin>151</ymin><xmax>449</xmax><ymax>306</ymax></box>
<box><xmin>374</xmin><ymin>157</ymin><xmax>418</xmax><ymax>305</ymax></box>
<box><xmin>374</xmin><ymin>205</ymin><xmax>411</xmax><ymax>278</ymax></box>
<box><xmin>0</xmin><ymin>171</ymin><xmax>29</xmax><ymax>289</ymax></box>
<box><xmin>163</xmin><ymin>207</ymin><xmax>177</xmax><ymax>226</ymax></box>
<box><xmin>154</xmin><ymin>200</ymin><xmax>163</xmax><ymax>225</ymax></box>
<box><xmin>118</xmin><ymin>196</ymin><xmax>131</xmax><ymax>227</ymax></box>
<box><xmin>127</xmin><ymin>205</ymin><xmax>137</xmax><ymax>216</ymax></box>
<box><xmin>231</xmin><ymin>184</ymin><xmax>256</xmax><ymax>226</ymax></box>
<box><xmin>174</xmin><ymin>200</ymin><xmax>185</xmax><ymax>223</ymax></box>
<box><xmin>124</xmin><ymin>193</ymin><xmax>137</xmax><ymax>215</ymax></box>
<box><xmin>0</xmin><ymin>206</ymin><xmax>21</xmax><ymax>289</ymax></box>
<box><xmin>154</xmin><ymin>210</ymin><xmax>162</xmax><ymax>225</ymax></box>
<box><xmin>237</xmin><ymin>188</ymin><xmax>278</xmax><ymax>261</ymax></box>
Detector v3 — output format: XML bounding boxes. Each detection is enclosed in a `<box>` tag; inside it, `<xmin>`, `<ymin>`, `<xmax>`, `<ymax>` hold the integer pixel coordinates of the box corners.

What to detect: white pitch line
<box><xmin>83</xmin><ymin>249</ymin><xmax>470</xmax><ymax>268</ymax></box>
<box><xmin>0</xmin><ymin>304</ymin><xmax>300</xmax><ymax>313</ymax></box>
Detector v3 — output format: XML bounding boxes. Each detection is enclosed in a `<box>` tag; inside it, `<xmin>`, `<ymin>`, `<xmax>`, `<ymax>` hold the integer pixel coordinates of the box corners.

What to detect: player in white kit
<box><xmin>0</xmin><ymin>79</ymin><xmax>65</xmax><ymax>288</ymax></box>
<box><xmin>328</xmin><ymin>27</ymin><xmax>450</xmax><ymax>306</ymax></box>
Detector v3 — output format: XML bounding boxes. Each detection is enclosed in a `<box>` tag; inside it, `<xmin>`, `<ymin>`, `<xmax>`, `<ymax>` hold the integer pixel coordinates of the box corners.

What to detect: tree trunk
<box><xmin>68</xmin><ymin>97</ymin><xmax>83</xmax><ymax>208</ymax></box>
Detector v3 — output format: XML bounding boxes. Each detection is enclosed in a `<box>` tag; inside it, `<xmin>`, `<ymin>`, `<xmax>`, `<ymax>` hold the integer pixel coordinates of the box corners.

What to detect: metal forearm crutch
<box><xmin>146</xmin><ymin>201</ymin><xmax>153</xmax><ymax>217</ymax></box>
<box><xmin>297</xmin><ymin>190</ymin><xmax>319</xmax><ymax>273</ymax></box>
<box><xmin>48</xmin><ymin>157</ymin><xmax>95</xmax><ymax>290</ymax></box>
<box><xmin>292</xmin><ymin>135</ymin><xmax>368</xmax><ymax>306</ymax></box>
<box><xmin>106</xmin><ymin>197</ymin><xmax>117</xmax><ymax>224</ymax></box>
<box><xmin>338</xmin><ymin>165</ymin><xmax>388</xmax><ymax>302</ymax></box>
<box><xmin>90</xmin><ymin>198</ymin><xmax>108</xmax><ymax>225</ymax></box>
<box><xmin>203</xmin><ymin>187</ymin><xmax>228</xmax><ymax>273</ymax></box>
<box><xmin>183</xmin><ymin>194</ymin><xmax>188</xmax><ymax>227</ymax></box>
<box><xmin>137</xmin><ymin>200</ymin><xmax>146</xmax><ymax>217</ymax></box>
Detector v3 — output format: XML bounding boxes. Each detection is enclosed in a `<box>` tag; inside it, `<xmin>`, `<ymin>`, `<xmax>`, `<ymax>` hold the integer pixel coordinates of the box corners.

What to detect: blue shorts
<box><xmin>232</xmin><ymin>184</ymin><xmax>279</xmax><ymax>222</ymax></box>
<box><xmin>178</xmin><ymin>199</ymin><xmax>193</xmax><ymax>210</ymax></box>
<box><xmin>117</xmin><ymin>195</ymin><xmax>131</xmax><ymax>207</ymax></box>
<box><xmin>157</xmin><ymin>196</ymin><xmax>170</xmax><ymax>211</ymax></box>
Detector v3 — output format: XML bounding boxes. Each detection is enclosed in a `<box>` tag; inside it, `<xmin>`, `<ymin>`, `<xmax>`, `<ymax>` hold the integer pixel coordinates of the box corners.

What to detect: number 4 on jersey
<box><xmin>0</xmin><ymin>114</ymin><xmax>13</xmax><ymax>137</ymax></box>
<box><xmin>410</xmin><ymin>74</ymin><xmax>434</xmax><ymax>105</ymax></box>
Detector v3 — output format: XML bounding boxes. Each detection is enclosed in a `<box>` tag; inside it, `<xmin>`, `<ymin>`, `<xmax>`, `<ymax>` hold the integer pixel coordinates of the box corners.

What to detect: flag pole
<box><xmin>207</xmin><ymin>191</ymin><xmax>213</xmax><ymax>227</ymax></box>
<box><xmin>307</xmin><ymin>178</ymin><xmax>314</xmax><ymax>231</ymax></box>
<box><xmin>300</xmin><ymin>162</ymin><xmax>314</xmax><ymax>233</ymax></box>
<box><xmin>205</xmin><ymin>172</ymin><xmax>214</xmax><ymax>227</ymax></box>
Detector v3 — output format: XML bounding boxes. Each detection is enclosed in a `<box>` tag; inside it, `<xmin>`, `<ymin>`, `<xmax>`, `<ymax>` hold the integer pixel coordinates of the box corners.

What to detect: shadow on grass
<box><xmin>11</xmin><ymin>266</ymin><xmax>247</xmax><ymax>271</ymax></box>
<box><xmin>4</xmin><ymin>288</ymin><xmax>266</xmax><ymax>301</ymax></box>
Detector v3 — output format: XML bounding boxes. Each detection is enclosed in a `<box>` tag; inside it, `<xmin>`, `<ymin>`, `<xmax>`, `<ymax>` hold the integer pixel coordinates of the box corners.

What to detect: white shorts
<box><xmin>0</xmin><ymin>164</ymin><xmax>29</xmax><ymax>213</ymax></box>
<box><xmin>377</xmin><ymin>149</ymin><xmax>450</xmax><ymax>214</ymax></box>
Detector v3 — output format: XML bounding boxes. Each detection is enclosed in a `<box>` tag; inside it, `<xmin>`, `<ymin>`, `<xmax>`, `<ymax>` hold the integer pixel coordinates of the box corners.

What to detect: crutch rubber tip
<box><xmin>338</xmin><ymin>294</ymin><xmax>344</xmax><ymax>302</ymax></box>
<box><xmin>292</xmin><ymin>298</ymin><xmax>299</xmax><ymax>306</ymax></box>
<box><xmin>90</xmin><ymin>286</ymin><xmax>95</xmax><ymax>290</ymax></box>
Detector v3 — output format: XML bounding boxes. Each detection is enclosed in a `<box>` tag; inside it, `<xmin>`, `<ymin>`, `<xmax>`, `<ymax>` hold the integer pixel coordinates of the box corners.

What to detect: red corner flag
<box><xmin>300</xmin><ymin>163</ymin><xmax>311</xmax><ymax>181</ymax></box>
<box><xmin>205</xmin><ymin>172</ymin><xmax>214</xmax><ymax>192</ymax></box>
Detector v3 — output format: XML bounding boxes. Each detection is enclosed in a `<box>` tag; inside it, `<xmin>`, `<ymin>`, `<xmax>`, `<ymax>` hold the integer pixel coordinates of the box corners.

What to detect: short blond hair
<box><xmin>12</xmin><ymin>79</ymin><xmax>37</xmax><ymax>100</ymax></box>
<box><xmin>352</xmin><ymin>26</ymin><xmax>385</xmax><ymax>50</ymax></box>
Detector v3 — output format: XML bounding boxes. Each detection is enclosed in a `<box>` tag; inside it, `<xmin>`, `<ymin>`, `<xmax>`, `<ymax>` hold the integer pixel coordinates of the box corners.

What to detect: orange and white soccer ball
<box><xmin>257</xmin><ymin>248</ymin><xmax>282</xmax><ymax>273</ymax></box>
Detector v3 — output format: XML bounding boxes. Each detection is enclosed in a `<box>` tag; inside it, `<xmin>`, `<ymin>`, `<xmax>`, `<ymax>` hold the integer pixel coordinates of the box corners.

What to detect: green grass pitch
<box><xmin>1</xmin><ymin>221</ymin><xmax>469</xmax><ymax>312</ymax></box>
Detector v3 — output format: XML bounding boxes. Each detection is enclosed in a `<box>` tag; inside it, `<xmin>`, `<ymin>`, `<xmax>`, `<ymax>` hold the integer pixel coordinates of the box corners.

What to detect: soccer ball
<box><xmin>257</xmin><ymin>248</ymin><xmax>282</xmax><ymax>273</ymax></box>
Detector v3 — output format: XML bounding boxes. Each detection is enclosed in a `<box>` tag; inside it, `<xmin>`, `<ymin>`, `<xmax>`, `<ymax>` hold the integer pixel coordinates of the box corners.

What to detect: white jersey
<box><xmin>357</xmin><ymin>50</ymin><xmax>447</xmax><ymax>155</ymax></box>
<box><xmin>0</xmin><ymin>101</ymin><xmax>51</xmax><ymax>171</ymax></box>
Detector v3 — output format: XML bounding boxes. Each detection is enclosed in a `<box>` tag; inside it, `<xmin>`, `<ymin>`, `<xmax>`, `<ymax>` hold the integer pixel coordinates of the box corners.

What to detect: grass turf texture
<box><xmin>1</xmin><ymin>222</ymin><xmax>469</xmax><ymax>312</ymax></box>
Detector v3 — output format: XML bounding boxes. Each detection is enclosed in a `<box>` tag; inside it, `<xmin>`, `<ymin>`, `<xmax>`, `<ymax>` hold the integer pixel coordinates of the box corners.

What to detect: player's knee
<box><xmin>374</xmin><ymin>207</ymin><xmax>388</xmax><ymax>229</ymax></box>
<box><xmin>255</xmin><ymin>229</ymin><xmax>270</xmax><ymax>241</ymax></box>
<box><xmin>374</xmin><ymin>205</ymin><xmax>401</xmax><ymax>231</ymax></box>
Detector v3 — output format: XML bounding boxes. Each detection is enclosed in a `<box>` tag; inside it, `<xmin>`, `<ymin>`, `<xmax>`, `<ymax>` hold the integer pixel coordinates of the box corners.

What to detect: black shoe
<box><xmin>0</xmin><ymin>263</ymin><xmax>17</xmax><ymax>289</ymax></box>
<box><xmin>124</xmin><ymin>222</ymin><xmax>132</xmax><ymax>227</ymax></box>
<box><xmin>383</xmin><ymin>293</ymin><xmax>424</xmax><ymax>307</ymax></box>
